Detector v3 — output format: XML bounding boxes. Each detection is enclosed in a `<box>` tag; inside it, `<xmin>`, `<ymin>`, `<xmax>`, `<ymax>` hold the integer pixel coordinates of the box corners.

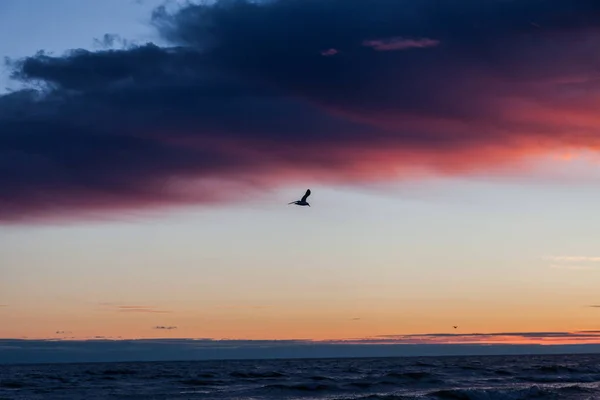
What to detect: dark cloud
<box><xmin>153</xmin><ymin>325</ymin><xmax>177</xmax><ymax>330</ymax></box>
<box><xmin>92</xmin><ymin>33</ymin><xmax>133</xmax><ymax>50</ymax></box>
<box><xmin>589</xmin><ymin>305</ymin><xmax>600</xmax><ymax>308</ymax></box>
<box><xmin>2</xmin><ymin>0</ymin><xmax>600</xmax><ymax>222</ymax></box>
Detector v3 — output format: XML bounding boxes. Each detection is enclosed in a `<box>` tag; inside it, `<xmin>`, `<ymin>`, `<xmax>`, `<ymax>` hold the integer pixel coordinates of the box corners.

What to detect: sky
<box><xmin>2</xmin><ymin>0</ymin><xmax>600</xmax><ymax>362</ymax></box>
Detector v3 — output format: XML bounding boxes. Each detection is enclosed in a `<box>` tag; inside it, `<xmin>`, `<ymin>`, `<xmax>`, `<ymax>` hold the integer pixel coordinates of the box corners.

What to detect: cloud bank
<box><xmin>360</xmin><ymin>331</ymin><xmax>600</xmax><ymax>344</ymax></box>
<box><xmin>2</xmin><ymin>0</ymin><xmax>600</xmax><ymax>222</ymax></box>
<box><xmin>3</xmin><ymin>334</ymin><xmax>600</xmax><ymax>364</ymax></box>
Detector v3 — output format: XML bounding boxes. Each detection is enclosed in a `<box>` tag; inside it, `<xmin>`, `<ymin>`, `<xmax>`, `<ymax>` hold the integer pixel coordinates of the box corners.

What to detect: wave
<box><xmin>258</xmin><ymin>372</ymin><xmax>444</xmax><ymax>395</ymax></box>
<box><xmin>537</xmin><ymin>365</ymin><xmax>579</xmax><ymax>373</ymax></box>
<box><xmin>492</xmin><ymin>369</ymin><xmax>513</xmax><ymax>376</ymax></box>
<box><xmin>262</xmin><ymin>382</ymin><xmax>336</xmax><ymax>392</ymax></box>
<box><xmin>526</xmin><ymin>364</ymin><xmax>596</xmax><ymax>374</ymax></box>
<box><xmin>229</xmin><ymin>370</ymin><xmax>286</xmax><ymax>378</ymax></box>
<box><xmin>428</xmin><ymin>384</ymin><xmax>595</xmax><ymax>400</ymax></box>
<box><xmin>414</xmin><ymin>361</ymin><xmax>439</xmax><ymax>367</ymax></box>
<box><xmin>345</xmin><ymin>381</ymin><xmax>377</xmax><ymax>389</ymax></box>
<box><xmin>85</xmin><ymin>368</ymin><xmax>137</xmax><ymax>376</ymax></box>
<box><xmin>4</xmin><ymin>354</ymin><xmax>600</xmax><ymax>399</ymax></box>
<box><xmin>519</xmin><ymin>374</ymin><xmax>600</xmax><ymax>383</ymax></box>
<box><xmin>384</xmin><ymin>371</ymin><xmax>444</xmax><ymax>384</ymax></box>
<box><xmin>179</xmin><ymin>378</ymin><xmax>225</xmax><ymax>386</ymax></box>
<box><xmin>196</xmin><ymin>372</ymin><xmax>217</xmax><ymax>378</ymax></box>
<box><xmin>339</xmin><ymin>395</ymin><xmax>412</xmax><ymax>400</ymax></box>
<box><xmin>0</xmin><ymin>380</ymin><xmax>28</xmax><ymax>389</ymax></box>
<box><xmin>309</xmin><ymin>375</ymin><xmax>336</xmax><ymax>381</ymax></box>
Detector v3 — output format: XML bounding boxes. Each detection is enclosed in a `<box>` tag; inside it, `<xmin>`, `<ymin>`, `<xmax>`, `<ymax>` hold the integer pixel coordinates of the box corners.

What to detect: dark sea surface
<box><xmin>2</xmin><ymin>354</ymin><xmax>600</xmax><ymax>399</ymax></box>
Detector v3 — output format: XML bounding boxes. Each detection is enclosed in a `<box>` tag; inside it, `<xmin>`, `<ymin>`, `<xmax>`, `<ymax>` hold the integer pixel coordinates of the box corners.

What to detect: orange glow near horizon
<box><xmin>3</xmin><ymin>300</ymin><xmax>600</xmax><ymax>344</ymax></box>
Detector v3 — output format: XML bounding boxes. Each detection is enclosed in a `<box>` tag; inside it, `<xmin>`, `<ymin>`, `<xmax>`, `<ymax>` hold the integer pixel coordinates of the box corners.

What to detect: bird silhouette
<box><xmin>453</xmin><ymin>326</ymin><xmax>458</xmax><ymax>329</ymax></box>
<box><xmin>288</xmin><ymin>189</ymin><xmax>311</xmax><ymax>207</ymax></box>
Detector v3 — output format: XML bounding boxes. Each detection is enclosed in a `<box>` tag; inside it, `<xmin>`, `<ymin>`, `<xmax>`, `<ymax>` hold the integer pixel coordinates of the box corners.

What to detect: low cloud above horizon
<box><xmin>544</xmin><ymin>256</ymin><xmax>600</xmax><ymax>263</ymax></box>
<box><xmin>10</xmin><ymin>330</ymin><xmax>600</xmax><ymax>345</ymax></box>
<box><xmin>3</xmin><ymin>332</ymin><xmax>600</xmax><ymax>363</ymax></box>
<box><xmin>2</xmin><ymin>0</ymin><xmax>600</xmax><ymax>223</ymax></box>
<box><xmin>99</xmin><ymin>304</ymin><xmax>172</xmax><ymax>314</ymax></box>
<box><xmin>358</xmin><ymin>331</ymin><xmax>600</xmax><ymax>344</ymax></box>
<box><xmin>544</xmin><ymin>255</ymin><xmax>600</xmax><ymax>271</ymax></box>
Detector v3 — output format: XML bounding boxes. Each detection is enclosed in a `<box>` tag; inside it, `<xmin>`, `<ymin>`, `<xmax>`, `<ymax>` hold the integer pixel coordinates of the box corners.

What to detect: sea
<box><xmin>1</xmin><ymin>354</ymin><xmax>600</xmax><ymax>399</ymax></box>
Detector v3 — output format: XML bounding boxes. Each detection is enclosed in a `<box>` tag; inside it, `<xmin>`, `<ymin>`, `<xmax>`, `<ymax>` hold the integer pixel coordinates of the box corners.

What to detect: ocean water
<box><xmin>1</xmin><ymin>354</ymin><xmax>600</xmax><ymax>399</ymax></box>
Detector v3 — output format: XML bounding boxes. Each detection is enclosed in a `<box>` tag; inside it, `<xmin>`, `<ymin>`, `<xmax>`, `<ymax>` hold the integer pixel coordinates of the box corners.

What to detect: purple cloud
<box><xmin>1</xmin><ymin>0</ymin><xmax>600</xmax><ymax>223</ymax></box>
<box><xmin>362</xmin><ymin>37</ymin><xmax>440</xmax><ymax>51</ymax></box>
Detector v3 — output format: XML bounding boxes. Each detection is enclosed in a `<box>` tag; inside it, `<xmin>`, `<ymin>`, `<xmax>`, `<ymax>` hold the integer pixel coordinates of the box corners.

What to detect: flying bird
<box><xmin>289</xmin><ymin>189</ymin><xmax>311</xmax><ymax>207</ymax></box>
<box><xmin>453</xmin><ymin>326</ymin><xmax>458</xmax><ymax>329</ymax></box>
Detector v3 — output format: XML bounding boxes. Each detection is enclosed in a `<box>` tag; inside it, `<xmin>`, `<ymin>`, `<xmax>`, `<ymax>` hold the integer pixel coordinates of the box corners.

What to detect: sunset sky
<box><xmin>2</xmin><ymin>0</ymin><xmax>600</xmax><ymax>359</ymax></box>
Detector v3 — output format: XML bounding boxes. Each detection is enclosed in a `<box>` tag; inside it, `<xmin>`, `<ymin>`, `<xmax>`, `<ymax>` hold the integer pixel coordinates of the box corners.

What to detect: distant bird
<box><xmin>288</xmin><ymin>189</ymin><xmax>311</xmax><ymax>207</ymax></box>
<box><xmin>453</xmin><ymin>326</ymin><xmax>458</xmax><ymax>329</ymax></box>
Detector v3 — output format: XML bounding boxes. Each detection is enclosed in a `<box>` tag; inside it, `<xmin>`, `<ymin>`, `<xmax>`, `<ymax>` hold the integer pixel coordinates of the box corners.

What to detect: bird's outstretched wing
<box><xmin>301</xmin><ymin>189</ymin><xmax>311</xmax><ymax>202</ymax></box>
